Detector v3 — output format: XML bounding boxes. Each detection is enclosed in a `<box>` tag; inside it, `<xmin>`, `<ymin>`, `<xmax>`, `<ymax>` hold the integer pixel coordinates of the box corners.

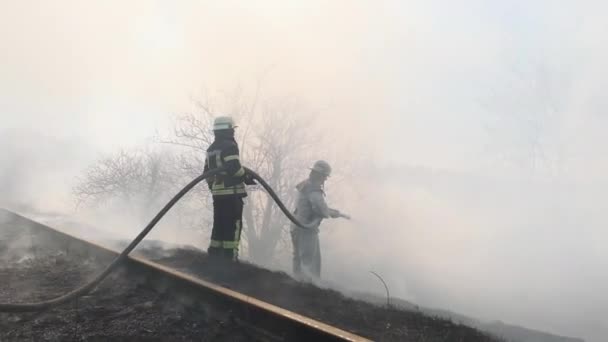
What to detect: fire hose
<box><xmin>0</xmin><ymin>167</ymin><xmax>347</xmax><ymax>312</ymax></box>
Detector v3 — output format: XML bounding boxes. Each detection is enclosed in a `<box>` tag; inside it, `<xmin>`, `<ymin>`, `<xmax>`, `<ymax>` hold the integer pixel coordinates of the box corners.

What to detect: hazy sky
<box><xmin>2</xmin><ymin>1</ymin><xmax>608</xmax><ymax>341</ymax></box>
<box><xmin>2</xmin><ymin>1</ymin><xmax>606</xmax><ymax>168</ymax></box>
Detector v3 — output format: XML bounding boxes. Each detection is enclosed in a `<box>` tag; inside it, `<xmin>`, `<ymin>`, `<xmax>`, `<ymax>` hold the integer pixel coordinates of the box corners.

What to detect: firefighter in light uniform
<box><xmin>204</xmin><ymin>116</ymin><xmax>254</xmax><ymax>261</ymax></box>
<box><xmin>291</xmin><ymin>160</ymin><xmax>342</xmax><ymax>279</ymax></box>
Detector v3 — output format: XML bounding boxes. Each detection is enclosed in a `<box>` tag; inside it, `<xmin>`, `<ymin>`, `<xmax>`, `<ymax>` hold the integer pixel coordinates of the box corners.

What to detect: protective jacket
<box><xmin>292</xmin><ymin>179</ymin><xmax>339</xmax><ymax>230</ymax></box>
<box><xmin>203</xmin><ymin>130</ymin><xmax>247</xmax><ymax>197</ymax></box>
<box><xmin>291</xmin><ymin>178</ymin><xmax>339</xmax><ymax>278</ymax></box>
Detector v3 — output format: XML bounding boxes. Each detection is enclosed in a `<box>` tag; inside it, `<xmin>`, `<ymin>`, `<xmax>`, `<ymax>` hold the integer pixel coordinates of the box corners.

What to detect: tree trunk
<box><xmin>242</xmin><ymin>202</ymin><xmax>259</xmax><ymax>259</ymax></box>
<box><xmin>247</xmin><ymin>159</ymin><xmax>285</xmax><ymax>264</ymax></box>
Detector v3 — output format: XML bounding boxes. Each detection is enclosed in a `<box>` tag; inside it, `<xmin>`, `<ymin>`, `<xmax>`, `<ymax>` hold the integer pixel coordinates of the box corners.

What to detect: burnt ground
<box><xmin>0</xmin><ymin>214</ymin><xmax>500</xmax><ymax>342</ymax></box>
<box><xmin>137</xmin><ymin>247</ymin><xmax>502</xmax><ymax>342</ymax></box>
<box><xmin>0</xmin><ymin>225</ymin><xmax>258</xmax><ymax>341</ymax></box>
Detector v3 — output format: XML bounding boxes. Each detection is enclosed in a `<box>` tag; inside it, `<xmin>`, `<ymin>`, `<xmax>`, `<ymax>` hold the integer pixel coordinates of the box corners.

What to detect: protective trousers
<box><xmin>208</xmin><ymin>196</ymin><xmax>243</xmax><ymax>261</ymax></box>
<box><xmin>291</xmin><ymin>227</ymin><xmax>321</xmax><ymax>279</ymax></box>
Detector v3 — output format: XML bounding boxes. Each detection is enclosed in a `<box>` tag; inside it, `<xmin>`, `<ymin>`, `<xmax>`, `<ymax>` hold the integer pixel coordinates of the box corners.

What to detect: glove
<box><xmin>329</xmin><ymin>209</ymin><xmax>341</xmax><ymax>218</ymax></box>
<box><xmin>205</xmin><ymin>178</ymin><xmax>213</xmax><ymax>190</ymax></box>
<box><xmin>243</xmin><ymin>173</ymin><xmax>256</xmax><ymax>185</ymax></box>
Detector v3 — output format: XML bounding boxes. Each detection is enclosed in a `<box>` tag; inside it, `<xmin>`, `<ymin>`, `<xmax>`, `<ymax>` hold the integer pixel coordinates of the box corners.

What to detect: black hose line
<box><xmin>0</xmin><ymin>167</ymin><xmax>225</xmax><ymax>312</ymax></box>
<box><xmin>0</xmin><ymin>167</ymin><xmax>316</xmax><ymax>312</ymax></box>
<box><xmin>245</xmin><ymin>167</ymin><xmax>321</xmax><ymax>230</ymax></box>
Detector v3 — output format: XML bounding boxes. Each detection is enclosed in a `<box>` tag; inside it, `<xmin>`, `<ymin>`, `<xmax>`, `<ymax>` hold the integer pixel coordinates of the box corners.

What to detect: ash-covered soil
<box><xmin>137</xmin><ymin>247</ymin><xmax>501</xmax><ymax>342</ymax></box>
<box><xmin>0</xmin><ymin>209</ymin><xmax>499</xmax><ymax>342</ymax></box>
<box><xmin>0</xmin><ymin>224</ymin><xmax>259</xmax><ymax>341</ymax></box>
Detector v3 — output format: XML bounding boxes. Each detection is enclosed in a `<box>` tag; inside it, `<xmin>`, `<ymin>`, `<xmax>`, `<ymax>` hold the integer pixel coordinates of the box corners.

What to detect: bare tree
<box><xmin>73</xmin><ymin>148</ymin><xmax>182</xmax><ymax>221</ymax></box>
<box><xmin>241</xmin><ymin>101</ymin><xmax>325</xmax><ymax>264</ymax></box>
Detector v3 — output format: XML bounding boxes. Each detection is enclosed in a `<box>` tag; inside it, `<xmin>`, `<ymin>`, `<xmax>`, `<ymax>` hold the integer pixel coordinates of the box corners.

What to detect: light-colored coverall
<box><xmin>291</xmin><ymin>179</ymin><xmax>340</xmax><ymax>279</ymax></box>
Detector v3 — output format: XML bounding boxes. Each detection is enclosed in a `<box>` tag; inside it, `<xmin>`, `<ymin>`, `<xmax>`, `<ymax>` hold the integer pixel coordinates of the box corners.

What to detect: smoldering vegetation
<box><xmin>0</xmin><ymin>213</ymin><xmax>260</xmax><ymax>341</ymax></box>
<box><xmin>1</xmin><ymin>214</ymin><xmax>500</xmax><ymax>342</ymax></box>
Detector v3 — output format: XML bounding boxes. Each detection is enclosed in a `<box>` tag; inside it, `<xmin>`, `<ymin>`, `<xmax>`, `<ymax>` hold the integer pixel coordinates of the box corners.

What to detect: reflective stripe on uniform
<box><xmin>209</xmin><ymin>239</ymin><xmax>239</xmax><ymax>249</ymax></box>
<box><xmin>222</xmin><ymin>240</ymin><xmax>239</xmax><ymax>249</ymax></box>
<box><xmin>223</xmin><ymin>155</ymin><xmax>245</xmax><ymax>177</ymax></box>
<box><xmin>207</xmin><ymin>150</ymin><xmax>222</xmax><ymax>168</ymax></box>
<box><xmin>211</xmin><ymin>183</ymin><xmax>246</xmax><ymax>196</ymax></box>
<box><xmin>211</xmin><ymin>188</ymin><xmax>246</xmax><ymax>196</ymax></box>
<box><xmin>224</xmin><ymin>154</ymin><xmax>240</xmax><ymax>162</ymax></box>
<box><xmin>215</xmin><ymin>152</ymin><xmax>223</xmax><ymax>167</ymax></box>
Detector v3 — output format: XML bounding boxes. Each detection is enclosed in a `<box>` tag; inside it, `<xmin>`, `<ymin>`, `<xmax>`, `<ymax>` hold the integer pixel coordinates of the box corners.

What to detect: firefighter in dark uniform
<box><xmin>203</xmin><ymin>116</ymin><xmax>254</xmax><ymax>261</ymax></box>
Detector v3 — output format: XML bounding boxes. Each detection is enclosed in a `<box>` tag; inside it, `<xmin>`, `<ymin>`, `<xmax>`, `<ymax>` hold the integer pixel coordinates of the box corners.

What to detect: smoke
<box><xmin>2</xmin><ymin>1</ymin><xmax>608</xmax><ymax>341</ymax></box>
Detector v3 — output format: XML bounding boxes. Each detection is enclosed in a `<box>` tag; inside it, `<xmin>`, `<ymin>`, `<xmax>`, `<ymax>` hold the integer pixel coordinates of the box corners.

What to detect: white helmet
<box><xmin>310</xmin><ymin>160</ymin><xmax>331</xmax><ymax>177</ymax></box>
<box><xmin>213</xmin><ymin>116</ymin><xmax>237</xmax><ymax>131</ymax></box>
